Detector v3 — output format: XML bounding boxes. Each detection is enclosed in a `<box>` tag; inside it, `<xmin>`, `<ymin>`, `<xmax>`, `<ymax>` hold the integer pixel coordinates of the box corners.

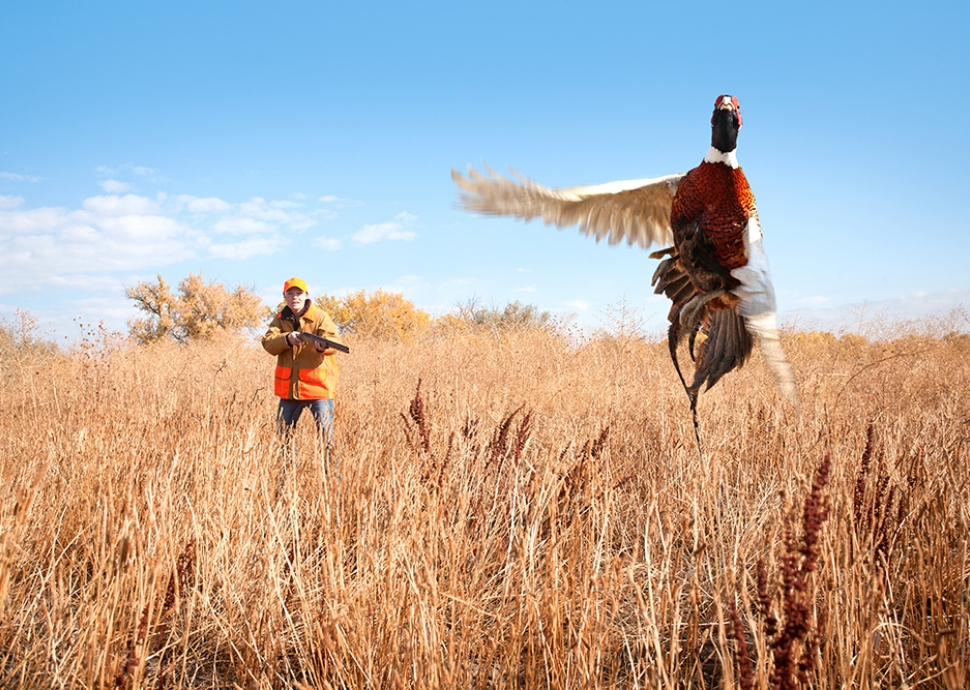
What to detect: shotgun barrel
<box><xmin>297</xmin><ymin>332</ymin><xmax>350</xmax><ymax>354</ymax></box>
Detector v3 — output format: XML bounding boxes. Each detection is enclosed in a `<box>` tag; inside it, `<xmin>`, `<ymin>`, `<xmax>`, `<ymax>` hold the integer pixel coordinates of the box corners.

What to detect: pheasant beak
<box><xmin>713</xmin><ymin>95</ymin><xmax>742</xmax><ymax>127</ymax></box>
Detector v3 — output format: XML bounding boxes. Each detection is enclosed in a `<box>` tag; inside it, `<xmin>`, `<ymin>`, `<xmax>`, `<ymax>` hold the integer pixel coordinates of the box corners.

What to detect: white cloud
<box><xmin>60</xmin><ymin>224</ymin><xmax>101</xmax><ymax>242</ymax></box>
<box><xmin>0</xmin><ymin>186</ymin><xmax>360</xmax><ymax>296</ymax></box>
<box><xmin>353</xmin><ymin>221</ymin><xmax>416</xmax><ymax>244</ymax></box>
<box><xmin>83</xmin><ymin>194</ymin><xmax>159</xmax><ymax>216</ymax></box>
<box><xmin>783</xmin><ymin>288</ymin><xmax>970</xmax><ymax>335</ymax></box>
<box><xmin>96</xmin><ymin>164</ymin><xmax>155</xmax><ymax>178</ymax></box>
<box><xmin>0</xmin><ymin>172</ymin><xmax>43</xmax><ymax>183</ymax></box>
<box><xmin>565</xmin><ymin>299</ymin><xmax>589</xmax><ymax>311</ymax></box>
<box><xmin>0</xmin><ymin>195</ymin><xmax>25</xmax><ymax>210</ymax></box>
<box><xmin>352</xmin><ymin>212</ymin><xmax>418</xmax><ymax>245</ymax></box>
<box><xmin>239</xmin><ymin>196</ymin><xmax>266</xmax><ymax>211</ymax></box>
<box><xmin>320</xmin><ymin>194</ymin><xmax>364</xmax><ymax>207</ymax></box>
<box><xmin>213</xmin><ymin>217</ymin><xmax>270</xmax><ymax>235</ymax></box>
<box><xmin>100</xmin><ymin>179</ymin><xmax>132</xmax><ymax>193</ymax></box>
<box><xmin>175</xmin><ymin>195</ymin><xmax>231</xmax><ymax>213</ymax></box>
<box><xmin>51</xmin><ymin>275</ymin><xmax>127</xmax><ymax>292</ymax></box>
<box><xmin>287</xmin><ymin>216</ymin><xmax>317</xmax><ymax>231</ymax></box>
<box><xmin>235</xmin><ymin>196</ymin><xmax>316</xmax><ymax>230</ymax></box>
<box><xmin>100</xmin><ymin>215</ymin><xmax>183</xmax><ymax>242</ymax></box>
<box><xmin>800</xmin><ymin>295</ymin><xmax>829</xmax><ymax>305</ymax></box>
<box><xmin>0</xmin><ymin>196</ymin><xmax>193</xmax><ymax>294</ymax></box>
<box><xmin>0</xmin><ymin>205</ymin><xmax>64</xmax><ymax>234</ymax></box>
<box><xmin>313</xmin><ymin>236</ymin><xmax>342</xmax><ymax>251</ymax></box>
<box><xmin>0</xmin><ymin>224</ymin><xmax>194</xmax><ymax>288</ymax></box>
<box><xmin>209</xmin><ymin>236</ymin><xmax>286</xmax><ymax>260</ymax></box>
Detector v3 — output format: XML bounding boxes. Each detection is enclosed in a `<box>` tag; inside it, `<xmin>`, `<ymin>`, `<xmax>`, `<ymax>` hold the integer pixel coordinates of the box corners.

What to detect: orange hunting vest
<box><xmin>261</xmin><ymin>303</ymin><xmax>341</xmax><ymax>400</ymax></box>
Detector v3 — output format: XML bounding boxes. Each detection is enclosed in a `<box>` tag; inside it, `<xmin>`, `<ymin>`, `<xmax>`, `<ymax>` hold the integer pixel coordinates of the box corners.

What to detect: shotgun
<box><xmin>296</xmin><ymin>332</ymin><xmax>350</xmax><ymax>354</ymax></box>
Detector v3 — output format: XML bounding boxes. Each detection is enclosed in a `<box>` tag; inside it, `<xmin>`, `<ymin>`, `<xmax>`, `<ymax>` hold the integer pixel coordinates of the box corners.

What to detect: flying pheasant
<box><xmin>452</xmin><ymin>95</ymin><xmax>797</xmax><ymax>417</ymax></box>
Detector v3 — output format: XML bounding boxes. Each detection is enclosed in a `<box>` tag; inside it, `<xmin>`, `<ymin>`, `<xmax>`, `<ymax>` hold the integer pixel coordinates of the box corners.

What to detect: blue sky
<box><xmin>2</xmin><ymin>1</ymin><xmax>968</xmax><ymax>341</ymax></box>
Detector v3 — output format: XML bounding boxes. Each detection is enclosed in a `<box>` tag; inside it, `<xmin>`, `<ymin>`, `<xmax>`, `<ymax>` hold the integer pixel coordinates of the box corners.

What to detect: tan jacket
<box><xmin>262</xmin><ymin>303</ymin><xmax>342</xmax><ymax>400</ymax></box>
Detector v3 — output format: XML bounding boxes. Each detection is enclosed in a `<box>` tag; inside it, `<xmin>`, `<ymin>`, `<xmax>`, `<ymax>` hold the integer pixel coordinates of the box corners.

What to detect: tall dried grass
<box><xmin>1</xmin><ymin>320</ymin><xmax>968</xmax><ymax>688</ymax></box>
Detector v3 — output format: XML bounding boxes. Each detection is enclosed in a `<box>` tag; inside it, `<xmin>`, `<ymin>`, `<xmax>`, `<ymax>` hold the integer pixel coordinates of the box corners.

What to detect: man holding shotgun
<box><xmin>261</xmin><ymin>277</ymin><xmax>347</xmax><ymax>457</ymax></box>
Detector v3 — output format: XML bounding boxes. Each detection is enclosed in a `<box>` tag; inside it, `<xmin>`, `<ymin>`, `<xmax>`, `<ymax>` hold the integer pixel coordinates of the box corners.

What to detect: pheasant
<box><xmin>452</xmin><ymin>95</ymin><xmax>798</xmax><ymax>423</ymax></box>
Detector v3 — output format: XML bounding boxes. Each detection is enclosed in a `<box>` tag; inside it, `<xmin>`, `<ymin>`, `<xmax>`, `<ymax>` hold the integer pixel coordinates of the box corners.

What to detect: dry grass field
<box><xmin>1</xmin><ymin>317</ymin><xmax>968</xmax><ymax>688</ymax></box>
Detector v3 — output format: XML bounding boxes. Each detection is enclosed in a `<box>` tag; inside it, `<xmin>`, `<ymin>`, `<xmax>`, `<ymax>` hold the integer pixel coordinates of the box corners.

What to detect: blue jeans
<box><xmin>277</xmin><ymin>398</ymin><xmax>335</xmax><ymax>442</ymax></box>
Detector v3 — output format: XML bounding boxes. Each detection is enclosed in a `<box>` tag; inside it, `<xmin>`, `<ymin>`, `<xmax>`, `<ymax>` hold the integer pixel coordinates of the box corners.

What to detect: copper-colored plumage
<box><xmin>671</xmin><ymin>161</ymin><xmax>756</xmax><ymax>272</ymax></box>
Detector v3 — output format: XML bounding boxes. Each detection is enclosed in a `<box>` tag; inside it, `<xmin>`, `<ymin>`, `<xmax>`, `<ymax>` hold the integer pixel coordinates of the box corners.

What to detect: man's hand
<box><xmin>286</xmin><ymin>332</ymin><xmax>304</xmax><ymax>347</ymax></box>
<box><xmin>312</xmin><ymin>339</ymin><xmax>327</xmax><ymax>353</ymax></box>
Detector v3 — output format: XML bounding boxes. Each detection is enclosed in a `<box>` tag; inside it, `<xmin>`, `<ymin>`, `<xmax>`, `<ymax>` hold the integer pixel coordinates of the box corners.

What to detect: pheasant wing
<box><xmin>452</xmin><ymin>165</ymin><xmax>684</xmax><ymax>250</ymax></box>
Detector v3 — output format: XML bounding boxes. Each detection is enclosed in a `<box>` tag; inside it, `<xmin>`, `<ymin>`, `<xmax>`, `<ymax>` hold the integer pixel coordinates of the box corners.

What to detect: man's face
<box><xmin>285</xmin><ymin>288</ymin><xmax>308</xmax><ymax>313</ymax></box>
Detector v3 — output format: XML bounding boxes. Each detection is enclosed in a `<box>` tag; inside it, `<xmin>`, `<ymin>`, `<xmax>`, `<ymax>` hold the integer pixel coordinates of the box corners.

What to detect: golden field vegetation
<box><xmin>1</xmin><ymin>315</ymin><xmax>969</xmax><ymax>689</ymax></box>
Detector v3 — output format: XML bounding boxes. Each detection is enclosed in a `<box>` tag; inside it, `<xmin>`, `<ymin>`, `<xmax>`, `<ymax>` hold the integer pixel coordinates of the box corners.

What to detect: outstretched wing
<box><xmin>452</xmin><ymin>164</ymin><xmax>685</xmax><ymax>250</ymax></box>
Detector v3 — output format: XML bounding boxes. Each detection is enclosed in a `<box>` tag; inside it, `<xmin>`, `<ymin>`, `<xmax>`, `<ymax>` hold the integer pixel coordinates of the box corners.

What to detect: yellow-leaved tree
<box><xmin>126</xmin><ymin>273</ymin><xmax>268</xmax><ymax>344</ymax></box>
<box><xmin>314</xmin><ymin>289</ymin><xmax>430</xmax><ymax>342</ymax></box>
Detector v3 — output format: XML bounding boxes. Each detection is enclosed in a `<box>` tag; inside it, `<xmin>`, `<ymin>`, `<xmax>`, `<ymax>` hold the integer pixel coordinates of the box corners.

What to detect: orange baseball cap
<box><xmin>283</xmin><ymin>277</ymin><xmax>308</xmax><ymax>293</ymax></box>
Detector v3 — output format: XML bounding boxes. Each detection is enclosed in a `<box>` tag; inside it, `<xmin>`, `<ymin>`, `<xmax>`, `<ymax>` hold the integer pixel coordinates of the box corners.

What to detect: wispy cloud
<box><xmin>238</xmin><ymin>197</ymin><xmax>316</xmax><ymax>230</ymax></box>
<box><xmin>208</xmin><ymin>235</ymin><xmax>286</xmax><ymax>260</ymax></box>
<box><xmin>320</xmin><ymin>194</ymin><xmax>364</xmax><ymax>206</ymax></box>
<box><xmin>99</xmin><ymin>179</ymin><xmax>132</xmax><ymax>193</ymax></box>
<box><xmin>352</xmin><ymin>212</ymin><xmax>418</xmax><ymax>245</ymax></box>
<box><xmin>0</xmin><ymin>197</ymin><xmax>194</xmax><ymax>294</ymax></box>
<box><xmin>96</xmin><ymin>164</ymin><xmax>155</xmax><ymax>178</ymax></box>
<box><xmin>83</xmin><ymin>194</ymin><xmax>160</xmax><ymax>216</ymax></box>
<box><xmin>1</xmin><ymin>172</ymin><xmax>44</xmax><ymax>183</ymax></box>
<box><xmin>212</xmin><ymin>217</ymin><xmax>271</xmax><ymax>235</ymax></box>
<box><xmin>52</xmin><ymin>275</ymin><xmax>128</xmax><ymax>292</ymax></box>
<box><xmin>783</xmin><ymin>288</ymin><xmax>970</xmax><ymax>334</ymax></box>
<box><xmin>313</xmin><ymin>236</ymin><xmax>342</xmax><ymax>251</ymax></box>
<box><xmin>565</xmin><ymin>299</ymin><xmax>589</xmax><ymax>311</ymax></box>
<box><xmin>0</xmin><ymin>189</ymin><xmax>328</xmax><ymax>294</ymax></box>
<box><xmin>175</xmin><ymin>195</ymin><xmax>232</xmax><ymax>213</ymax></box>
<box><xmin>800</xmin><ymin>295</ymin><xmax>829</xmax><ymax>305</ymax></box>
